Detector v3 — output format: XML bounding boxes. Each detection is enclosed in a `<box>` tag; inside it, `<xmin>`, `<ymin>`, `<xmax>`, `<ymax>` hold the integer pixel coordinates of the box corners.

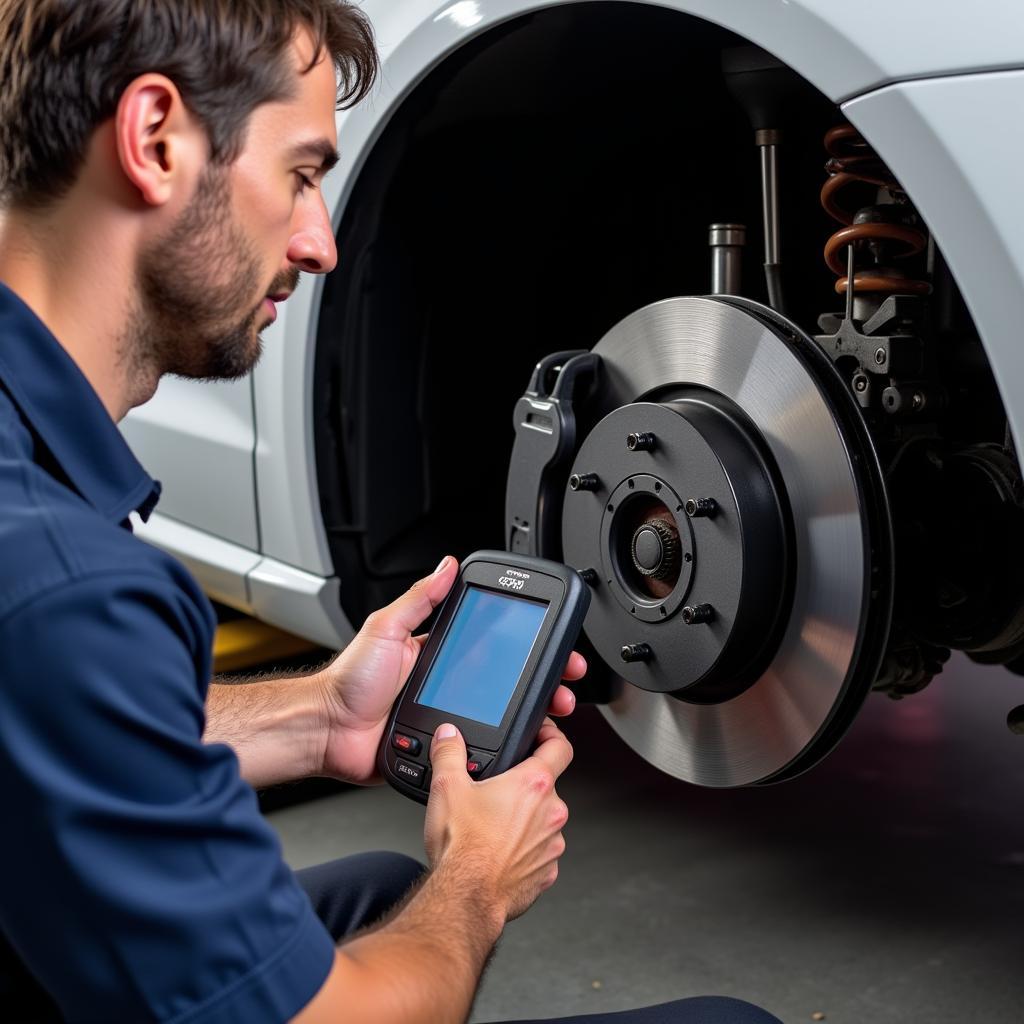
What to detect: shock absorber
<box><xmin>815</xmin><ymin>123</ymin><xmax>944</xmax><ymax>419</ymax></box>
<box><xmin>821</xmin><ymin>124</ymin><xmax>931</xmax><ymax>312</ymax></box>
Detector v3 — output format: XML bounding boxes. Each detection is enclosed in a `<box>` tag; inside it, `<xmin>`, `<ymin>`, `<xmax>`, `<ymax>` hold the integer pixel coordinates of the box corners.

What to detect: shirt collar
<box><xmin>0</xmin><ymin>281</ymin><xmax>161</xmax><ymax>524</ymax></box>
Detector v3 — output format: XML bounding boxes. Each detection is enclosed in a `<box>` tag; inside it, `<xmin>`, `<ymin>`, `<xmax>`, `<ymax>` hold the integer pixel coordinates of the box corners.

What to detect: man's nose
<box><xmin>287</xmin><ymin>194</ymin><xmax>338</xmax><ymax>274</ymax></box>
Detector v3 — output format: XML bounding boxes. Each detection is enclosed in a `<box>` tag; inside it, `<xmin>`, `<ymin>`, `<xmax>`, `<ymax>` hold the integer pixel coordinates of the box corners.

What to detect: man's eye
<box><xmin>295</xmin><ymin>172</ymin><xmax>317</xmax><ymax>192</ymax></box>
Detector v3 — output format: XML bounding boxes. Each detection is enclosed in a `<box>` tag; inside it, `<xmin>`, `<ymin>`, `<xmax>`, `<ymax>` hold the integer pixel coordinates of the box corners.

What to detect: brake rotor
<box><xmin>562</xmin><ymin>296</ymin><xmax>893</xmax><ymax>786</ymax></box>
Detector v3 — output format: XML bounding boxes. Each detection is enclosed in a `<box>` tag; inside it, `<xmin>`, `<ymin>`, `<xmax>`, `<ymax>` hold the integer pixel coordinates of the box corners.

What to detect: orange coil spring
<box><xmin>821</xmin><ymin>124</ymin><xmax>930</xmax><ymax>296</ymax></box>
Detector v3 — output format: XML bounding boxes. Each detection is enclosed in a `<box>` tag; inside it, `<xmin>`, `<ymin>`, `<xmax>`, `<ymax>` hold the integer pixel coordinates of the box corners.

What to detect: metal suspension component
<box><xmin>821</xmin><ymin>124</ymin><xmax>931</xmax><ymax>301</ymax></box>
<box><xmin>757</xmin><ymin>129</ymin><xmax>785</xmax><ymax>313</ymax></box>
<box><xmin>816</xmin><ymin>125</ymin><xmax>943</xmax><ymax>421</ymax></box>
<box><xmin>708</xmin><ymin>223</ymin><xmax>746</xmax><ymax>296</ymax></box>
<box><xmin>721</xmin><ymin>45</ymin><xmax>802</xmax><ymax>316</ymax></box>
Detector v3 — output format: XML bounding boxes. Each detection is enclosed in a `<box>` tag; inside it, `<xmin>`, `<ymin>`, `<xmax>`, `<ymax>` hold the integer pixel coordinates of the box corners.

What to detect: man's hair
<box><xmin>0</xmin><ymin>0</ymin><xmax>377</xmax><ymax>209</ymax></box>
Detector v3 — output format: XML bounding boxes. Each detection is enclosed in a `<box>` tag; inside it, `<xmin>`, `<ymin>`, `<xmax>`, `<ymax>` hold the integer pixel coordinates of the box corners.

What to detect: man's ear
<box><xmin>114</xmin><ymin>74</ymin><xmax>205</xmax><ymax>207</ymax></box>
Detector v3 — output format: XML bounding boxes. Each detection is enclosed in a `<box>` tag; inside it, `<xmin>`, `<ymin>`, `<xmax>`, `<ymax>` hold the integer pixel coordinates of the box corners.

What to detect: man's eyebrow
<box><xmin>288</xmin><ymin>139</ymin><xmax>340</xmax><ymax>174</ymax></box>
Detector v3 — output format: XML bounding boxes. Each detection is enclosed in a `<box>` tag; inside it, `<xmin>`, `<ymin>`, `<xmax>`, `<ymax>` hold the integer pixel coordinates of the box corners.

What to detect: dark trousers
<box><xmin>295</xmin><ymin>853</ymin><xmax>782</xmax><ymax>1024</ymax></box>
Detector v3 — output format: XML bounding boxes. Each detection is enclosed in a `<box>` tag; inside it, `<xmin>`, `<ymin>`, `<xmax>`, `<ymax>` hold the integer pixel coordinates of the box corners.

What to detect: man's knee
<box><xmin>296</xmin><ymin>850</ymin><xmax>427</xmax><ymax>941</ymax></box>
<box><xmin>357</xmin><ymin>850</ymin><xmax>427</xmax><ymax>898</ymax></box>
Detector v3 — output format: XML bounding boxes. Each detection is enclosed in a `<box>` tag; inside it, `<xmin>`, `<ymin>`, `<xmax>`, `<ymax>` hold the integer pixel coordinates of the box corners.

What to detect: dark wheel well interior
<box><xmin>313</xmin><ymin>3</ymin><xmax>869</xmax><ymax>626</ymax></box>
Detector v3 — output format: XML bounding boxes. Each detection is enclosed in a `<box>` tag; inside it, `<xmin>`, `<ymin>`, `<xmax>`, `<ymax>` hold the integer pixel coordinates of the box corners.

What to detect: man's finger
<box><xmin>548</xmin><ymin>685</ymin><xmax>576</xmax><ymax>718</ymax></box>
<box><xmin>537</xmin><ymin>716</ymin><xmax>557</xmax><ymax>736</ymax></box>
<box><xmin>522</xmin><ymin>722</ymin><xmax>574</xmax><ymax>780</ymax></box>
<box><xmin>429</xmin><ymin>723</ymin><xmax>470</xmax><ymax>781</ymax></box>
<box><xmin>561</xmin><ymin>651</ymin><xmax>587</xmax><ymax>681</ymax></box>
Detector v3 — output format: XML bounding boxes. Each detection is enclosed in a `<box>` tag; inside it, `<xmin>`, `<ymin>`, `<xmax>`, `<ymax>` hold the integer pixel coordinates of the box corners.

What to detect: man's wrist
<box><xmin>205</xmin><ymin>671</ymin><xmax>334</xmax><ymax>787</ymax></box>
<box><xmin>427</xmin><ymin>851</ymin><xmax>508</xmax><ymax>946</ymax></box>
<box><xmin>302</xmin><ymin>667</ymin><xmax>335</xmax><ymax>776</ymax></box>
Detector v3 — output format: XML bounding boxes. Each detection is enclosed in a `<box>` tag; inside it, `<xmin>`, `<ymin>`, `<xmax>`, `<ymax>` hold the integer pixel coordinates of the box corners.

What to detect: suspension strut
<box><xmin>814</xmin><ymin>122</ymin><xmax>940</xmax><ymax>418</ymax></box>
<box><xmin>820</xmin><ymin>124</ymin><xmax>931</xmax><ymax>305</ymax></box>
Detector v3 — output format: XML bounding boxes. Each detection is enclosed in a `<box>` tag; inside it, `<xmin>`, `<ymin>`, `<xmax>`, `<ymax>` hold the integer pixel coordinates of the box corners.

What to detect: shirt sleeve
<box><xmin>0</xmin><ymin>569</ymin><xmax>335</xmax><ymax>1023</ymax></box>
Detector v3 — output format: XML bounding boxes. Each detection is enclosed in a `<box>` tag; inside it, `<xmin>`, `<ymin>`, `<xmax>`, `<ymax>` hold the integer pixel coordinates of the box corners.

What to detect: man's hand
<box><xmin>312</xmin><ymin>555</ymin><xmax>587</xmax><ymax>785</ymax></box>
<box><xmin>425</xmin><ymin>718</ymin><xmax>572</xmax><ymax>925</ymax></box>
<box><xmin>297</xmin><ymin>717</ymin><xmax>575</xmax><ymax>1024</ymax></box>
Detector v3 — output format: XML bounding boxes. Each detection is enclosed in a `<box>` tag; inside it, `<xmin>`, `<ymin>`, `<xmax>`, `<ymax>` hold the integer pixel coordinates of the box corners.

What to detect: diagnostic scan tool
<box><xmin>378</xmin><ymin>550</ymin><xmax>590</xmax><ymax>804</ymax></box>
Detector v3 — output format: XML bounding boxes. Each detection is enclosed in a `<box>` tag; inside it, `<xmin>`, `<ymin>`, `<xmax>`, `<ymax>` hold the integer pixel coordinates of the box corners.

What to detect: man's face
<box><xmin>132</xmin><ymin>31</ymin><xmax>340</xmax><ymax>381</ymax></box>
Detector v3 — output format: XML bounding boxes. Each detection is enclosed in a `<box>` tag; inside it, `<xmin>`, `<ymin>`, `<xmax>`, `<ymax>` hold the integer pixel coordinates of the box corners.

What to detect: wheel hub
<box><xmin>566</xmin><ymin>396</ymin><xmax>791</xmax><ymax>701</ymax></box>
<box><xmin>631</xmin><ymin>518</ymin><xmax>678</xmax><ymax>580</ymax></box>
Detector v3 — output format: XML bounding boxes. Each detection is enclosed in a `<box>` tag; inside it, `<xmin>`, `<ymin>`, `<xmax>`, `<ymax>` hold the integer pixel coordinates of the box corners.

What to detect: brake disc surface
<box><xmin>562</xmin><ymin>296</ymin><xmax>892</xmax><ymax>786</ymax></box>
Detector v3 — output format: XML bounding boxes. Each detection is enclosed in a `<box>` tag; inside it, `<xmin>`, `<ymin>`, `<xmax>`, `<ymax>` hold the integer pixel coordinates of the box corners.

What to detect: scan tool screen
<box><xmin>416</xmin><ymin>586</ymin><xmax>548</xmax><ymax>727</ymax></box>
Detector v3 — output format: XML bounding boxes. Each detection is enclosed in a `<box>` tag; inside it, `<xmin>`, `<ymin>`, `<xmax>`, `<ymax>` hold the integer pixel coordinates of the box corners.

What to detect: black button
<box><xmin>466</xmin><ymin>751</ymin><xmax>493</xmax><ymax>778</ymax></box>
<box><xmin>394</xmin><ymin>759</ymin><xmax>425</xmax><ymax>788</ymax></box>
<box><xmin>392</xmin><ymin>732</ymin><xmax>422</xmax><ymax>756</ymax></box>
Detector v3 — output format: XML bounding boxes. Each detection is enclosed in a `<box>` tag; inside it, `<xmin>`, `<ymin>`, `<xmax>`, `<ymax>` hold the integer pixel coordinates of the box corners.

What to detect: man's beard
<box><xmin>128</xmin><ymin>166</ymin><xmax>298</xmax><ymax>383</ymax></box>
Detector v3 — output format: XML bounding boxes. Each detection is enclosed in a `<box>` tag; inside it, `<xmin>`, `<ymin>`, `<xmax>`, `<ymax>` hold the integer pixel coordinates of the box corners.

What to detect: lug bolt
<box><xmin>685</xmin><ymin>497</ymin><xmax>717</xmax><ymax>518</ymax></box>
<box><xmin>620</xmin><ymin>642</ymin><xmax>653</xmax><ymax>663</ymax></box>
<box><xmin>580</xmin><ymin>568</ymin><xmax>599</xmax><ymax>586</ymax></box>
<box><xmin>569</xmin><ymin>472</ymin><xmax>600</xmax><ymax>492</ymax></box>
<box><xmin>682</xmin><ymin>603</ymin><xmax>714</xmax><ymax>625</ymax></box>
<box><xmin>626</xmin><ymin>432</ymin><xmax>656</xmax><ymax>452</ymax></box>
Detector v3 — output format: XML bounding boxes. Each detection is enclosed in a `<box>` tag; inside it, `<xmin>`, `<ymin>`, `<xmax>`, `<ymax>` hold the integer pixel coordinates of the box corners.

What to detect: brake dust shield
<box><xmin>560</xmin><ymin>296</ymin><xmax>892</xmax><ymax>786</ymax></box>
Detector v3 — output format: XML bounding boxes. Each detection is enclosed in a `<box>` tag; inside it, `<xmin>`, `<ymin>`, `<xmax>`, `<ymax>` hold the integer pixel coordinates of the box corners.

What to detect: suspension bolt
<box><xmin>874</xmin><ymin>347</ymin><xmax>887</xmax><ymax>365</ymax></box>
<box><xmin>580</xmin><ymin>568</ymin><xmax>599</xmax><ymax>586</ymax></box>
<box><xmin>853</xmin><ymin>375</ymin><xmax>869</xmax><ymax>393</ymax></box>
<box><xmin>682</xmin><ymin>603</ymin><xmax>715</xmax><ymax>625</ymax></box>
<box><xmin>626</xmin><ymin>432</ymin><xmax>656</xmax><ymax>452</ymax></box>
<box><xmin>569</xmin><ymin>472</ymin><xmax>600</xmax><ymax>492</ymax></box>
<box><xmin>620</xmin><ymin>643</ymin><xmax>653</xmax><ymax>663</ymax></box>
<box><xmin>685</xmin><ymin>497</ymin><xmax>717</xmax><ymax>519</ymax></box>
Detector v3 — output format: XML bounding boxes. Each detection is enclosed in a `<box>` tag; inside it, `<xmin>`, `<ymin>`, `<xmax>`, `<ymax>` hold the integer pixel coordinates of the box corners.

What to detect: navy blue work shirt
<box><xmin>0</xmin><ymin>282</ymin><xmax>335</xmax><ymax>1021</ymax></box>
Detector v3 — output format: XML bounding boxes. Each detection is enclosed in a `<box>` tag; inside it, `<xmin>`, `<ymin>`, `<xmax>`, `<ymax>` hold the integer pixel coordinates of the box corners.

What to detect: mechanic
<box><xmin>0</xmin><ymin>3</ymin><xmax>781</xmax><ymax>1022</ymax></box>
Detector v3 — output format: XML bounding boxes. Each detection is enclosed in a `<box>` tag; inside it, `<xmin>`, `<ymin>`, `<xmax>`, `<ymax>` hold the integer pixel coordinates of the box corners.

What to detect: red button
<box><xmin>392</xmin><ymin>732</ymin><xmax>422</xmax><ymax>756</ymax></box>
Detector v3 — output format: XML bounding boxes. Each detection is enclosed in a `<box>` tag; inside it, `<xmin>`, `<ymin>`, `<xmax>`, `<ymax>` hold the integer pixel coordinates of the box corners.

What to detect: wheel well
<box><xmin>312</xmin><ymin>1</ymin><xmax>1002</xmax><ymax>638</ymax></box>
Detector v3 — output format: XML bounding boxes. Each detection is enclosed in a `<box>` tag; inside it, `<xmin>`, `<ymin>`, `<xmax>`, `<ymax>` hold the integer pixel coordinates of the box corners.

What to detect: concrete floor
<box><xmin>266</xmin><ymin>654</ymin><xmax>1024</xmax><ymax>1023</ymax></box>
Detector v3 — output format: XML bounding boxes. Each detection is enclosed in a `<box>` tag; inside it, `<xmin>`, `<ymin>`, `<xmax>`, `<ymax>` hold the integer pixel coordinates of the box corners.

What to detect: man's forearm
<box><xmin>299</xmin><ymin>857</ymin><xmax>505</xmax><ymax>1024</ymax></box>
<box><xmin>204</xmin><ymin>674</ymin><xmax>328</xmax><ymax>788</ymax></box>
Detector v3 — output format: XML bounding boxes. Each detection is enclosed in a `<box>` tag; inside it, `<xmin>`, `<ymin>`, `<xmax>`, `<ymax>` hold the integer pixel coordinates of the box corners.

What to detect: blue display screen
<box><xmin>416</xmin><ymin>586</ymin><xmax>548</xmax><ymax>727</ymax></box>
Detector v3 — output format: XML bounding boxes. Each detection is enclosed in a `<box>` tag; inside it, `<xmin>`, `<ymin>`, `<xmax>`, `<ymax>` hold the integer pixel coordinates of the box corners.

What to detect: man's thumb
<box><xmin>430</xmin><ymin>723</ymin><xmax>468</xmax><ymax>775</ymax></box>
<box><xmin>366</xmin><ymin>556</ymin><xmax>456</xmax><ymax>640</ymax></box>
